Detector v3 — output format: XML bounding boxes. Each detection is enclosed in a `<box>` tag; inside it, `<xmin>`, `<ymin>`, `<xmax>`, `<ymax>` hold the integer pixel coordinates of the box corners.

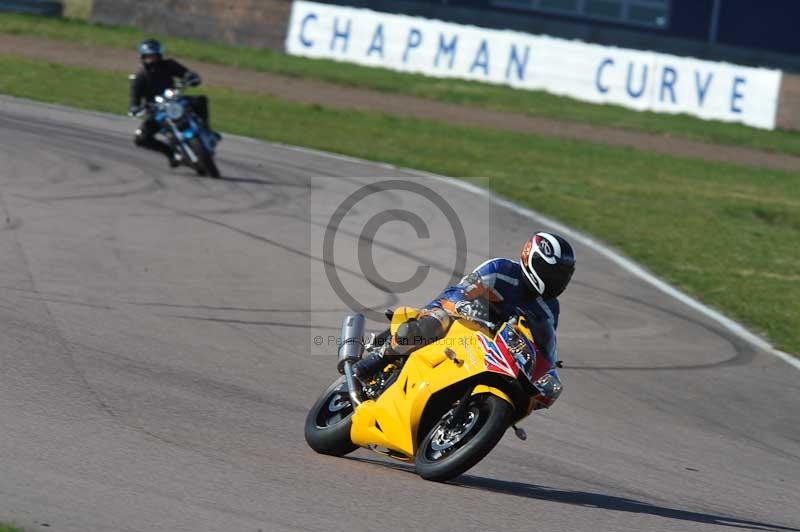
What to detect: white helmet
<box><xmin>520</xmin><ymin>232</ymin><xmax>576</xmax><ymax>299</ymax></box>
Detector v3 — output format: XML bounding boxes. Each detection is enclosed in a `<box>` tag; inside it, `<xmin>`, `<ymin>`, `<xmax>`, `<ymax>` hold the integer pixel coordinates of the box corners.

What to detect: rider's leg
<box><xmin>187</xmin><ymin>96</ymin><xmax>221</xmax><ymax>141</ymax></box>
<box><xmin>353</xmin><ymin>308</ymin><xmax>451</xmax><ymax>381</ymax></box>
<box><xmin>135</xmin><ymin>118</ymin><xmax>177</xmax><ymax>165</ymax></box>
<box><xmin>391</xmin><ymin>309</ymin><xmax>451</xmax><ymax>354</ymax></box>
<box><xmin>186</xmin><ymin>96</ymin><xmax>211</xmax><ymax>126</ymax></box>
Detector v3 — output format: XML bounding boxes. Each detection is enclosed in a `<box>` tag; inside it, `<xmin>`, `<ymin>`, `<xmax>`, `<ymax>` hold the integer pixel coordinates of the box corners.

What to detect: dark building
<box><xmin>318</xmin><ymin>0</ymin><xmax>800</xmax><ymax>71</ymax></box>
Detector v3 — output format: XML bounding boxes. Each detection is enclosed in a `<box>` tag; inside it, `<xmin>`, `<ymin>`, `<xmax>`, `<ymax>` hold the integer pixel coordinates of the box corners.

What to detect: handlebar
<box><xmin>129</xmin><ymin>103</ymin><xmax>156</xmax><ymax>118</ymax></box>
<box><xmin>179</xmin><ymin>72</ymin><xmax>202</xmax><ymax>88</ymax></box>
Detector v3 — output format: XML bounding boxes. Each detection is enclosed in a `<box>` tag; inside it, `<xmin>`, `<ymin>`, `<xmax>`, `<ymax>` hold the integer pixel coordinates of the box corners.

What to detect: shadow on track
<box><xmin>455</xmin><ymin>475</ymin><xmax>800</xmax><ymax>532</ymax></box>
<box><xmin>346</xmin><ymin>457</ymin><xmax>798</xmax><ymax>532</ymax></box>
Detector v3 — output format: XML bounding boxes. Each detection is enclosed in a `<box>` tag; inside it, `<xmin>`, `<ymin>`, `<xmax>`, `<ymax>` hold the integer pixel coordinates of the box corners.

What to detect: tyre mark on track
<box><xmin>180</xmin><ymin>210</ymin><xmax>399</xmax><ymax>298</ymax></box>
<box><xmin>168</xmin><ymin>314</ymin><xmax>339</xmax><ymax>331</ymax></box>
<box><xmin>566</xmin><ymin>280</ymin><xmax>757</xmax><ymax>370</ymax></box>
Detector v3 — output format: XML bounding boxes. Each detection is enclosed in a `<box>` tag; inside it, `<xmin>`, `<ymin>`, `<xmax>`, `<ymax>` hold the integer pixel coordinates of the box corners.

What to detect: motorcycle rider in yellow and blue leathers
<box><xmin>353</xmin><ymin>231</ymin><xmax>576</xmax><ymax>409</ymax></box>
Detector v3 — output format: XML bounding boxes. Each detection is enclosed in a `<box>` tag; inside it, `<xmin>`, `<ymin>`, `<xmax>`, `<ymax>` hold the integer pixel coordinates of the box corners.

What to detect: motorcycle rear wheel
<box><xmin>415</xmin><ymin>394</ymin><xmax>512</xmax><ymax>482</ymax></box>
<box><xmin>304</xmin><ymin>376</ymin><xmax>359</xmax><ymax>456</ymax></box>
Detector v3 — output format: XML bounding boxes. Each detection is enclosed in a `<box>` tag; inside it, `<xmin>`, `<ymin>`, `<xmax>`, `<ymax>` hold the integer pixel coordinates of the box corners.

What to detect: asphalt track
<box><xmin>0</xmin><ymin>97</ymin><xmax>797</xmax><ymax>532</ymax></box>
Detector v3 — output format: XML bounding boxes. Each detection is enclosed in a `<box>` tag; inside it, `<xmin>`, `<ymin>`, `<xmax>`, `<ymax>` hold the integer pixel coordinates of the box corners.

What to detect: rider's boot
<box><xmin>136</xmin><ymin>132</ymin><xmax>179</xmax><ymax>167</ymax></box>
<box><xmin>154</xmin><ymin>141</ymin><xmax>180</xmax><ymax>168</ymax></box>
<box><xmin>352</xmin><ymin>351</ymin><xmax>387</xmax><ymax>382</ymax></box>
<box><xmin>352</xmin><ymin>342</ymin><xmax>404</xmax><ymax>382</ymax></box>
<box><xmin>168</xmin><ymin>151</ymin><xmax>182</xmax><ymax>168</ymax></box>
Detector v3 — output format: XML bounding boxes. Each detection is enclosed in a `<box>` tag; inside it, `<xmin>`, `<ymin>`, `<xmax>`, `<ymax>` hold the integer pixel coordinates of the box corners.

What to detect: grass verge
<box><xmin>1</xmin><ymin>13</ymin><xmax>800</xmax><ymax>157</ymax></box>
<box><xmin>1</xmin><ymin>54</ymin><xmax>798</xmax><ymax>355</ymax></box>
<box><xmin>0</xmin><ymin>523</ymin><xmax>25</xmax><ymax>532</ymax></box>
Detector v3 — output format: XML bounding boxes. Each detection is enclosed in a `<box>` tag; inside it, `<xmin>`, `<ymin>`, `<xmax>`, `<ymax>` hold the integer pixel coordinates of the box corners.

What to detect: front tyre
<box><xmin>188</xmin><ymin>138</ymin><xmax>220</xmax><ymax>178</ymax></box>
<box><xmin>415</xmin><ymin>394</ymin><xmax>512</xmax><ymax>482</ymax></box>
<box><xmin>304</xmin><ymin>376</ymin><xmax>359</xmax><ymax>457</ymax></box>
<box><xmin>205</xmin><ymin>157</ymin><xmax>220</xmax><ymax>178</ymax></box>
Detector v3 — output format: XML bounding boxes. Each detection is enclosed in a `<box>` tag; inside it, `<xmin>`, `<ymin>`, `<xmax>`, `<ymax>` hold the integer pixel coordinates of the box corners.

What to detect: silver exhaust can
<box><xmin>337</xmin><ymin>313</ymin><xmax>365</xmax><ymax>374</ymax></box>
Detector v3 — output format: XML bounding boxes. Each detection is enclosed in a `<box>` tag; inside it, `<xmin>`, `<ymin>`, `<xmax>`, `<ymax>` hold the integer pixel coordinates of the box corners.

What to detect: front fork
<box><xmin>165</xmin><ymin>120</ymin><xmax>198</xmax><ymax>164</ymax></box>
<box><xmin>449</xmin><ymin>385</ymin><xmax>475</xmax><ymax>426</ymax></box>
<box><xmin>448</xmin><ymin>384</ymin><xmax>526</xmax><ymax>439</ymax></box>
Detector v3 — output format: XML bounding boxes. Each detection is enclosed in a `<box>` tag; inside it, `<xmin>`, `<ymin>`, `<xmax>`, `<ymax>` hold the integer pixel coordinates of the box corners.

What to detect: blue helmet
<box><xmin>138</xmin><ymin>39</ymin><xmax>163</xmax><ymax>58</ymax></box>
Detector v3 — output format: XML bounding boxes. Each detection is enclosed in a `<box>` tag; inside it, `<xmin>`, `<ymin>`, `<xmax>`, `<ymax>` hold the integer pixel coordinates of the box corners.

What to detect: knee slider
<box><xmin>395</xmin><ymin>321</ymin><xmax>419</xmax><ymax>346</ymax></box>
<box><xmin>416</xmin><ymin>315</ymin><xmax>444</xmax><ymax>340</ymax></box>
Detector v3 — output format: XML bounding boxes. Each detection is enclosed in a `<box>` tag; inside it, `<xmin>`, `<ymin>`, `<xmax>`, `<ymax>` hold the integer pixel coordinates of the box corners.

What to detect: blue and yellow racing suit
<box><xmin>388</xmin><ymin>258</ymin><xmax>564</xmax><ymax>409</ymax></box>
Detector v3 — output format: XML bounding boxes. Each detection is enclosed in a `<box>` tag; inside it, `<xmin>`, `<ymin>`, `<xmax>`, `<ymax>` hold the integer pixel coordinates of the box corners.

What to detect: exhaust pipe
<box><xmin>337</xmin><ymin>313</ymin><xmax>365</xmax><ymax>406</ymax></box>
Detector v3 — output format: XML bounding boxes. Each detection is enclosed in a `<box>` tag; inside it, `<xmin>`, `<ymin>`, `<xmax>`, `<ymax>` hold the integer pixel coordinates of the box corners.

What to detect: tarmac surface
<box><xmin>0</xmin><ymin>97</ymin><xmax>798</xmax><ymax>532</ymax></box>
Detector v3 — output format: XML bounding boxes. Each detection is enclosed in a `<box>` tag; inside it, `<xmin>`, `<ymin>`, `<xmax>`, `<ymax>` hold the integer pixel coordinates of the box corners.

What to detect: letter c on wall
<box><xmin>596</xmin><ymin>58</ymin><xmax>614</xmax><ymax>94</ymax></box>
<box><xmin>300</xmin><ymin>13</ymin><xmax>317</xmax><ymax>48</ymax></box>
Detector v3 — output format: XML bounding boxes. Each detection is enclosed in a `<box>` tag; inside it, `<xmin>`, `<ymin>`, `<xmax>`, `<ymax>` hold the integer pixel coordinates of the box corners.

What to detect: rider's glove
<box><xmin>455</xmin><ymin>298</ymin><xmax>490</xmax><ymax>321</ymax></box>
<box><xmin>183</xmin><ymin>71</ymin><xmax>202</xmax><ymax>87</ymax></box>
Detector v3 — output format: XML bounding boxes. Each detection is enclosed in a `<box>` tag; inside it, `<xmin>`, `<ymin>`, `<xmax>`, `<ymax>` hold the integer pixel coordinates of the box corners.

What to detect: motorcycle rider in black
<box><xmin>128</xmin><ymin>39</ymin><xmax>219</xmax><ymax>167</ymax></box>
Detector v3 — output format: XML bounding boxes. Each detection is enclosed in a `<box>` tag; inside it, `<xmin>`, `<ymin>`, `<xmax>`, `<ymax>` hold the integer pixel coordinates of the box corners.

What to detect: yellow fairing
<box><xmin>350</xmin><ymin>316</ymin><xmax>514</xmax><ymax>458</ymax></box>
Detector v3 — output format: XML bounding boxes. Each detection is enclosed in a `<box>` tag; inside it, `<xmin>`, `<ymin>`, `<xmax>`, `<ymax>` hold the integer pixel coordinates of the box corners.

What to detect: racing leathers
<box><xmin>129</xmin><ymin>59</ymin><xmax>210</xmax><ymax>160</ymax></box>
<box><xmin>357</xmin><ymin>258</ymin><xmax>564</xmax><ymax>409</ymax></box>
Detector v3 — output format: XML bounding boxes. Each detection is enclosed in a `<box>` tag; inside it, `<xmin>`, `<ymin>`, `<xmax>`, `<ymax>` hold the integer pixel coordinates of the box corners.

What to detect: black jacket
<box><xmin>129</xmin><ymin>59</ymin><xmax>198</xmax><ymax>108</ymax></box>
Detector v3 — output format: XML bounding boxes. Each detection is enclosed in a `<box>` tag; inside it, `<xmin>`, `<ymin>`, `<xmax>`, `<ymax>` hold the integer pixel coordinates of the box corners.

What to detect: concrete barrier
<box><xmin>63</xmin><ymin>0</ymin><xmax>91</xmax><ymax>19</ymax></box>
<box><xmin>91</xmin><ymin>0</ymin><xmax>292</xmax><ymax>51</ymax></box>
<box><xmin>776</xmin><ymin>74</ymin><xmax>800</xmax><ymax>132</ymax></box>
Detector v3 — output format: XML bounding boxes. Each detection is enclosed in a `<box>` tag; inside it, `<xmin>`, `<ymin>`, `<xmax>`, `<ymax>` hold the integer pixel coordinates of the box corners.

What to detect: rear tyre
<box><xmin>415</xmin><ymin>394</ymin><xmax>512</xmax><ymax>482</ymax></box>
<box><xmin>304</xmin><ymin>376</ymin><xmax>359</xmax><ymax>456</ymax></box>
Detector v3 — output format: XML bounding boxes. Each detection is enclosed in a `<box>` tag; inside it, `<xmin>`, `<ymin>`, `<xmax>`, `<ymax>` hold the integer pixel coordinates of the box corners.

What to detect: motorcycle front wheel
<box><xmin>415</xmin><ymin>394</ymin><xmax>512</xmax><ymax>482</ymax></box>
<box><xmin>188</xmin><ymin>138</ymin><xmax>220</xmax><ymax>178</ymax></box>
<box><xmin>304</xmin><ymin>376</ymin><xmax>359</xmax><ymax>457</ymax></box>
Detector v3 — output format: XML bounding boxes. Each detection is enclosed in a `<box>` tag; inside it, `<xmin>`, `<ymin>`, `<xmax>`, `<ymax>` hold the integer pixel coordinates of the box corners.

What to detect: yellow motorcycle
<box><xmin>305</xmin><ymin>307</ymin><xmax>562</xmax><ymax>482</ymax></box>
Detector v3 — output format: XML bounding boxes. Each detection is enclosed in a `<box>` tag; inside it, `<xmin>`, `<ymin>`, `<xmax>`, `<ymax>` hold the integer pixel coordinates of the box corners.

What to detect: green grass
<box><xmin>1</xmin><ymin>54</ymin><xmax>798</xmax><ymax>355</ymax></box>
<box><xmin>0</xmin><ymin>523</ymin><xmax>25</xmax><ymax>532</ymax></box>
<box><xmin>2</xmin><ymin>13</ymin><xmax>800</xmax><ymax>156</ymax></box>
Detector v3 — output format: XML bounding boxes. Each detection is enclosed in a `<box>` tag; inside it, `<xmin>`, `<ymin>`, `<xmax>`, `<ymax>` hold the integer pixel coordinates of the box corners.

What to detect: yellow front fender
<box><xmin>472</xmin><ymin>385</ymin><xmax>513</xmax><ymax>406</ymax></box>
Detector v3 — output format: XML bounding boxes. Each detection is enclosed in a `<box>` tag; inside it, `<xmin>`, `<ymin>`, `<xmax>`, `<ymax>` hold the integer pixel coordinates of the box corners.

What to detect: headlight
<box><xmin>532</xmin><ymin>371</ymin><xmax>563</xmax><ymax>410</ymax></box>
<box><xmin>499</xmin><ymin>324</ymin><xmax>535</xmax><ymax>377</ymax></box>
<box><xmin>165</xmin><ymin>102</ymin><xmax>184</xmax><ymax>120</ymax></box>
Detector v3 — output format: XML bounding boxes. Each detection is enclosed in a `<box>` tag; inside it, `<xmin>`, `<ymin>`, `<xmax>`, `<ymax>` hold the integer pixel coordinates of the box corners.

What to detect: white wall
<box><xmin>286</xmin><ymin>1</ymin><xmax>782</xmax><ymax>130</ymax></box>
